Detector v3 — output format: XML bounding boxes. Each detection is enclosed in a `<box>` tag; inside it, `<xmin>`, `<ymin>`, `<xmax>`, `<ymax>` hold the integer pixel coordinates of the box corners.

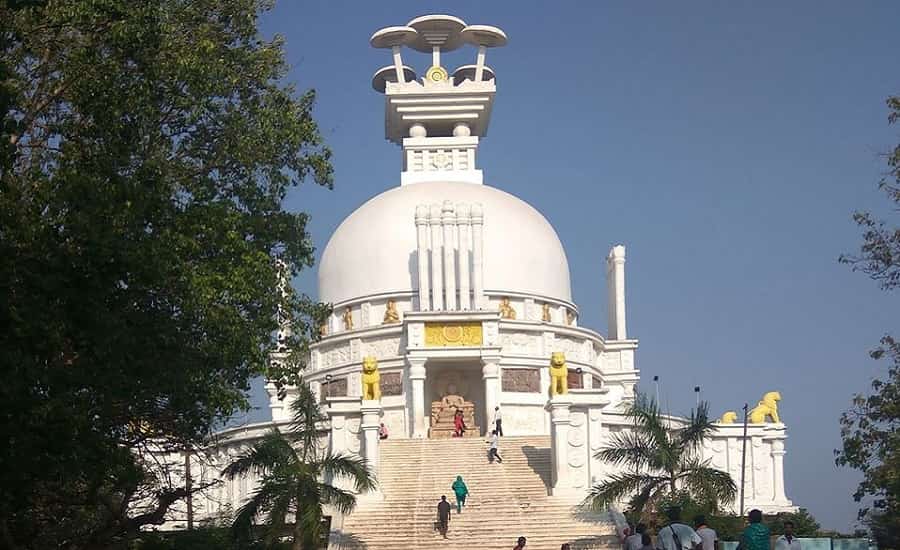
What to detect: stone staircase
<box><xmin>330</xmin><ymin>436</ymin><xmax>617</xmax><ymax>550</ymax></box>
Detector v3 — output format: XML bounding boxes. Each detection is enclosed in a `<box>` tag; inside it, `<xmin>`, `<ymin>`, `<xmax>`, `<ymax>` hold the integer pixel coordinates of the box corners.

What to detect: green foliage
<box><xmin>222</xmin><ymin>382</ymin><xmax>376</xmax><ymax>550</ymax></box>
<box><xmin>0</xmin><ymin>0</ymin><xmax>332</xmax><ymax>547</ymax></box>
<box><xmin>769</xmin><ymin>508</ymin><xmax>822</xmax><ymax>538</ymax></box>
<box><xmin>583</xmin><ymin>395</ymin><xmax>737</xmax><ymax>520</ymax></box>
<box><xmin>131</xmin><ymin>527</ymin><xmax>287</xmax><ymax>550</ymax></box>
<box><xmin>837</xmin><ymin>95</ymin><xmax>900</xmax><ymax>549</ymax></box>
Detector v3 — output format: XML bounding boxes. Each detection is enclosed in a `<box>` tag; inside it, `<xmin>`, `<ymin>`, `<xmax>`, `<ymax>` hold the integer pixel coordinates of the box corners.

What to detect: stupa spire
<box><xmin>370</xmin><ymin>15</ymin><xmax>507</xmax><ymax>185</ymax></box>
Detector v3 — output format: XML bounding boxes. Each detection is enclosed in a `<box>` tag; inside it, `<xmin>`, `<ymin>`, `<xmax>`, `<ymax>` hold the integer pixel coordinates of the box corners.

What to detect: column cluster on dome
<box><xmin>414</xmin><ymin>200</ymin><xmax>485</xmax><ymax>311</ymax></box>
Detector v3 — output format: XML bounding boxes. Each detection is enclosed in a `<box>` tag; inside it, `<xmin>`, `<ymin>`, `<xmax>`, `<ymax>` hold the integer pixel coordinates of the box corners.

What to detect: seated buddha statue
<box><xmin>430</xmin><ymin>394</ymin><xmax>479</xmax><ymax>438</ymax></box>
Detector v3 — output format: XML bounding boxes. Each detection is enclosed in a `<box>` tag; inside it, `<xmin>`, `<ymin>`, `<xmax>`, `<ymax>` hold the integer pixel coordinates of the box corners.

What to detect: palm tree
<box><xmin>222</xmin><ymin>381</ymin><xmax>376</xmax><ymax>550</ymax></box>
<box><xmin>583</xmin><ymin>395</ymin><xmax>736</xmax><ymax>519</ymax></box>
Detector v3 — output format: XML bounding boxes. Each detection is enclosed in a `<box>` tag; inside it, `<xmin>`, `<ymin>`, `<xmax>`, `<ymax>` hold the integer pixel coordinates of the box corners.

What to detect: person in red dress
<box><xmin>453</xmin><ymin>409</ymin><xmax>466</xmax><ymax>437</ymax></box>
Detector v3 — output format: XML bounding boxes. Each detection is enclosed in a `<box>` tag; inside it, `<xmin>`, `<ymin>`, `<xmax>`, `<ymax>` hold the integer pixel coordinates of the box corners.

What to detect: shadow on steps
<box><xmin>328</xmin><ymin>530</ymin><xmax>368</xmax><ymax>549</ymax></box>
<box><xmin>521</xmin><ymin>445</ymin><xmax>552</xmax><ymax>494</ymax></box>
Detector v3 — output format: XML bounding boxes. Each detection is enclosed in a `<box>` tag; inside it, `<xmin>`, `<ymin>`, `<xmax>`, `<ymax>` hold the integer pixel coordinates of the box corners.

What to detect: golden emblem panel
<box><xmin>424</xmin><ymin>322</ymin><xmax>483</xmax><ymax>347</ymax></box>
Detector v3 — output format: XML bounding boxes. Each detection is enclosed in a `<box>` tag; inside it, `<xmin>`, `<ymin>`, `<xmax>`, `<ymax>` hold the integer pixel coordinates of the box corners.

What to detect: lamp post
<box><xmin>325</xmin><ymin>374</ymin><xmax>333</xmax><ymax>404</ymax></box>
<box><xmin>694</xmin><ymin>386</ymin><xmax>701</xmax><ymax>408</ymax></box>
<box><xmin>653</xmin><ymin>375</ymin><xmax>660</xmax><ymax>405</ymax></box>
<box><xmin>739</xmin><ymin>402</ymin><xmax>749</xmax><ymax>518</ymax></box>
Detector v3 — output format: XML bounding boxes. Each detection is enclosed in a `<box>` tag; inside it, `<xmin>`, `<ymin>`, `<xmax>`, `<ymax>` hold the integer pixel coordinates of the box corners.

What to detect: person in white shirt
<box><xmin>656</xmin><ymin>507</ymin><xmax>702</xmax><ymax>550</ymax></box>
<box><xmin>775</xmin><ymin>520</ymin><xmax>801</xmax><ymax>550</ymax></box>
<box><xmin>493</xmin><ymin>406</ymin><xmax>503</xmax><ymax>436</ymax></box>
<box><xmin>694</xmin><ymin>515</ymin><xmax>718</xmax><ymax>550</ymax></box>
<box><xmin>486</xmin><ymin>430</ymin><xmax>503</xmax><ymax>463</ymax></box>
<box><xmin>625</xmin><ymin>523</ymin><xmax>646</xmax><ymax>550</ymax></box>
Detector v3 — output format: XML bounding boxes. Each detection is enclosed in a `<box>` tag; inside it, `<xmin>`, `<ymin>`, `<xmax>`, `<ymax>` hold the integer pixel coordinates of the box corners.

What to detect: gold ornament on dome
<box><xmin>426</xmin><ymin>65</ymin><xmax>449</xmax><ymax>83</ymax></box>
<box><xmin>542</xmin><ymin>303</ymin><xmax>552</xmax><ymax>323</ymax></box>
<box><xmin>499</xmin><ymin>297</ymin><xmax>516</xmax><ymax>319</ymax></box>
<box><xmin>425</xmin><ymin>322</ymin><xmax>483</xmax><ymax>347</ymax></box>
<box><xmin>383</xmin><ymin>299</ymin><xmax>400</xmax><ymax>324</ymax></box>
<box><xmin>342</xmin><ymin>307</ymin><xmax>353</xmax><ymax>331</ymax></box>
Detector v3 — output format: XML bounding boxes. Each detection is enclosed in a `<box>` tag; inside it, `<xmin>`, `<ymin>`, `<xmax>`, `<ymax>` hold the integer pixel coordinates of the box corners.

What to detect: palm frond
<box><xmin>582</xmin><ymin>471</ymin><xmax>668</xmax><ymax>512</ymax></box>
<box><xmin>289</xmin><ymin>378</ymin><xmax>328</xmax><ymax>461</ymax></box>
<box><xmin>594</xmin><ymin>430</ymin><xmax>660</xmax><ymax>470</ymax></box>
<box><xmin>674</xmin><ymin>401</ymin><xmax>716</xmax><ymax>455</ymax></box>
<box><xmin>319</xmin><ymin>453</ymin><xmax>378</xmax><ymax>494</ymax></box>
<box><xmin>317</xmin><ymin>481</ymin><xmax>360</xmax><ymax>515</ymax></box>
<box><xmin>221</xmin><ymin>430</ymin><xmax>296</xmax><ymax>480</ymax></box>
<box><xmin>676</xmin><ymin>457</ymin><xmax>737</xmax><ymax>508</ymax></box>
<box><xmin>627</xmin><ymin>394</ymin><xmax>678</xmax><ymax>464</ymax></box>
<box><xmin>230</xmin><ymin>474</ymin><xmax>294</xmax><ymax>540</ymax></box>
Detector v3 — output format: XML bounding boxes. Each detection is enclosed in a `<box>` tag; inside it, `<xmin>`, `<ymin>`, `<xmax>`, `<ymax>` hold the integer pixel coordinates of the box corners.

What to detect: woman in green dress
<box><xmin>451</xmin><ymin>475</ymin><xmax>469</xmax><ymax>514</ymax></box>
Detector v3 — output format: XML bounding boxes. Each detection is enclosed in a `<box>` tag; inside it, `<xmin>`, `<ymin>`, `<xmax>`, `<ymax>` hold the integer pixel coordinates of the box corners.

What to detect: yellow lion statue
<box><xmin>718</xmin><ymin>411</ymin><xmax>738</xmax><ymax>424</ymax></box>
<box><xmin>549</xmin><ymin>352</ymin><xmax>568</xmax><ymax>396</ymax></box>
<box><xmin>361</xmin><ymin>356</ymin><xmax>381</xmax><ymax>401</ymax></box>
<box><xmin>749</xmin><ymin>391</ymin><xmax>782</xmax><ymax>423</ymax></box>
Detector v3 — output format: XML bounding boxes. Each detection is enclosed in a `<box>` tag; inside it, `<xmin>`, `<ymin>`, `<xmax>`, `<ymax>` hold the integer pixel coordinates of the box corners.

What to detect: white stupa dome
<box><xmin>318</xmin><ymin>181</ymin><xmax>572</xmax><ymax>306</ymax></box>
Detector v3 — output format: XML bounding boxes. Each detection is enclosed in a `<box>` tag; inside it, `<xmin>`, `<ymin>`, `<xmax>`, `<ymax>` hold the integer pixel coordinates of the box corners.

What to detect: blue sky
<box><xmin>241</xmin><ymin>1</ymin><xmax>899</xmax><ymax>531</ymax></box>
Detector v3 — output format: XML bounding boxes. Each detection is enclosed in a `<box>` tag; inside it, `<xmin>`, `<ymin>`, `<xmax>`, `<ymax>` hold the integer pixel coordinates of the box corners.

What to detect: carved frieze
<box><xmin>363</xmin><ymin>337</ymin><xmax>402</xmax><ymax>359</ymax></box>
<box><xmin>501</xmin><ymin>368</ymin><xmax>540</xmax><ymax>393</ymax></box>
<box><xmin>425</xmin><ymin>322</ymin><xmax>483</xmax><ymax>347</ymax></box>
<box><xmin>500</xmin><ymin>332</ymin><xmax>540</xmax><ymax>355</ymax></box>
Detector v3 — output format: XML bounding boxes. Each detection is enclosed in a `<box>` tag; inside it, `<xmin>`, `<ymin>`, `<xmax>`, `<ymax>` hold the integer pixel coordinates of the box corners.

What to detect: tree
<box><xmin>222</xmin><ymin>381</ymin><xmax>376</xmax><ymax>550</ymax></box>
<box><xmin>583</xmin><ymin>396</ymin><xmax>737</xmax><ymax>519</ymax></box>
<box><xmin>836</xmin><ymin>96</ymin><xmax>900</xmax><ymax>549</ymax></box>
<box><xmin>0</xmin><ymin>1</ymin><xmax>332</xmax><ymax>547</ymax></box>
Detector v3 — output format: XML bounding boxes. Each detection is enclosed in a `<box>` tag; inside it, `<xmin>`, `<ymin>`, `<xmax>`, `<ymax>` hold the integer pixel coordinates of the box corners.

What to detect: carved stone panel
<box><xmin>320</xmin><ymin>378</ymin><xmax>348</xmax><ymax>402</ymax></box>
<box><xmin>381</xmin><ymin>372</ymin><xmax>402</xmax><ymax>396</ymax></box>
<box><xmin>501</xmin><ymin>368</ymin><xmax>540</xmax><ymax>393</ymax></box>
<box><xmin>567</xmin><ymin>370</ymin><xmax>584</xmax><ymax>389</ymax></box>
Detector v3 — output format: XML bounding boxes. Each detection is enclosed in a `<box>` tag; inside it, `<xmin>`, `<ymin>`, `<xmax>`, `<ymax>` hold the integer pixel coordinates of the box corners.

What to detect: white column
<box><xmin>415</xmin><ymin>205</ymin><xmax>431</xmax><ymax>311</ymax></box>
<box><xmin>548</xmin><ymin>396</ymin><xmax>573</xmax><ymax>495</ymax></box>
<box><xmin>607</xmin><ymin>245</ymin><xmax>627</xmax><ymax>339</ymax></box>
<box><xmin>471</xmin><ymin>203</ymin><xmax>485</xmax><ymax>309</ymax></box>
<box><xmin>482</xmin><ymin>356</ymin><xmax>501</xmax><ymax>434</ymax></box>
<box><xmin>442</xmin><ymin>201</ymin><xmax>457</xmax><ymax>311</ymax></box>
<box><xmin>408</xmin><ymin>358</ymin><xmax>427</xmax><ymax>438</ymax></box>
<box><xmin>475</xmin><ymin>45</ymin><xmax>487</xmax><ymax>81</ymax></box>
<box><xmin>360</xmin><ymin>401</ymin><xmax>383</xmax><ymax>486</ymax></box>
<box><xmin>429</xmin><ymin>205</ymin><xmax>444</xmax><ymax>310</ymax></box>
<box><xmin>457</xmin><ymin>204</ymin><xmax>471</xmax><ymax>310</ymax></box>
<box><xmin>265</xmin><ymin>381</ymin><xmax>286</xmax><ymax>422</ymax></box>
<box><xmin>391</xmin><ymin>45</ymin><xmax>405</xmax><ymax>83</ymax></box>
<box><xmin>771</xmin><ymin>438</ymin><xmax>788</xmax><ymax>503</ymax></box>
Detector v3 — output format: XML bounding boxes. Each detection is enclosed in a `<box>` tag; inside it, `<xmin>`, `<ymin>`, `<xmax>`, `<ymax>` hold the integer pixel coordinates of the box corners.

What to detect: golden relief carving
<box><xmin>566</xmin><ymin>310</ymin><xmax>575</xmax><ymax>325</ymax></box>
<box><xmin>425</xmin><ymin>322</ymin><xmax>483</xmax><ymax>347</ymax></box>
<box><xmin>542</xmin><ymin>303</ymin><xmax>552</xmax><ymax>323</ymax></box>
<box><xmin>499</xmin><ymin>297</ymin><xmax>516</xmax><ymax>319</ymax></box>
<box><xmin>383</xmin><ymin>299</ymin><xmax>400</xmax><ymax>324</ymax></box>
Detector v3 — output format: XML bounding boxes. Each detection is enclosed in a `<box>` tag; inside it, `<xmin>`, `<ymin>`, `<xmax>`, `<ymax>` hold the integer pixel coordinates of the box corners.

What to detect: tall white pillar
<box><xmin>442</xmin><ymin>201</ymin><xmax>457</xmax><ymax>311</ymax></box>
<box><xmin>415</xmin><ymin>205</ymin><xmax>431</xmax><ymax>311</ymax></box>
<box><xmin>457</xmin><ymin>204</ymin><xmax>471</xmax><ymax>310</ymax></box>
<box><xmin>429</xmin><ymin>205</ymin><xmax>444</xmax><ymax>310</ymax></box>
<box><xmin>408</xmin><ymin>358</ymin><xmax>427</xmax><ymax>438</ymax></box>
<box><xmin>360</xmin><ymin>400</ymin><xmax>383</xmax><ymax>486</ymax></box>
<box><xmin>482</xmin><ymin>356</ymin><xmax>501</xmax><ymax>434</ymax></box>
<box><xmin>471</xmin><ymin>203</ymin><xmax>485</xmax><ymax>309</ymax></box>
<box><xmin>548</xmin><ymin>396</ymin><xmax>573</xmax><ymax>495</ymax></box>
<box><xmin>771</xmin><ymin>438</ymin><xmax>788</xmax><ymax>503</ymax></box>
<box><xmin>606</xmin><ymin>245</ymin><xmax>627</xmax><ymax>340</ymax></box>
